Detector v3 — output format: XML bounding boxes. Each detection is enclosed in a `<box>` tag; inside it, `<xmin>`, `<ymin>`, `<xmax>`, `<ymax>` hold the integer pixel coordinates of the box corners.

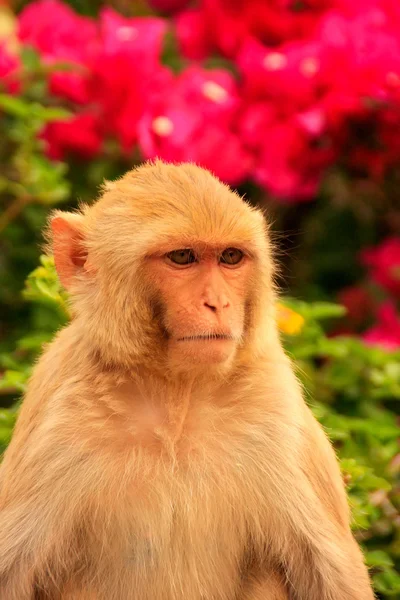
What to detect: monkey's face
<box><xmin>146</xmin><ymin>244</ymin><xmax>253</xmax><ymax>369</ymax></box>
<box><xmin>51</xmin><ymin>162</ymin><xmax>273</xmax><ymax>373</ymax></box>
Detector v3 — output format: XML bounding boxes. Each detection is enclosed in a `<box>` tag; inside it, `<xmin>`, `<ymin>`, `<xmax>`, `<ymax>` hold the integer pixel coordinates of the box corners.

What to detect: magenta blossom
<box><xmin>43</xmin><ymin>113</ymin><xmax>102</xmax><ymax>160</ymax></box>
<box><xmin>137</xmin><ymin>68</ymin><xmax>251</xmax><ymax>186</ymax></box>
<box><xmin>363</xmin><ymin>302</ymin><xmax>400</xmax><ymax>351</ymax></box>
<box><xmin>337</xmin><ymin>285</ymin><xmax>376</xmax><ymax>330</ymax></box>
<box><xmin>18</xmin><ymin>0</ymin><xmax>97</xmax><ymax>62</ymax></box>
<box><xmin>98</xmin><ymin>8</ymin><xmax>167</xmax><ymax>69</ymax></box>
<box><xmin>362</xmin><ymin>237</ymin><xmax>400</xmax><ymax>298</ymax></box>
<box><xmin>175</xmin><ymin>9</ymin><xmax>212</xmax><ymax>61</ymax></box>
<box><xmin>113</xmin><ymin>67</ymin><xmax>173</xmax><ymax>153</ymax></box>
<box><xmin>238</xmin><ymin>102</ymin><xmax>277</xmax><ymax>150</ymax></box>
<box><xmin>89</xmin><ymin>8</ymin><xmax>169</xmax><ymax>152</ymax></box>
<box><xmin>18</xmin><ymin>0</ymin><xmax>97</xmax><ymax>103</ymax></box>
<box><xmin>201</xmin><ymin>0</ymin><xmax>248</xmax><ymax>58</ymax></box>
<box><xmin>178</xmin><ymin>0</ymin><xmax>326</xmax><ymax>59</ymax></box>
<box><xmin>238</xmin><ymin>37</ymin><xmax>323</xmax><ymax>110</ymax></box>
<box><xmin>251</xmin><ymin>114</ymin><xmax>335</xmax><ymax>201</ymax></box>
<box><xmin>174</xmin><ymin>66</ymin><xmax>240</xmax><ymax>127</ymax></box>
<box><xmin>316</xmin><ymin>9</ymin><xmax>400</xmax><ymax>101</ymax></box>
<box><xmin>0</xmin><ymin>44</ymin><xmax>20</xmax><ymax>93</ymax></box>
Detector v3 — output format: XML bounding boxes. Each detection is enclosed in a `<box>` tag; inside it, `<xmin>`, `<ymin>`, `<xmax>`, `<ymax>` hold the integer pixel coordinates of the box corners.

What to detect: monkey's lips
<box><xmin>176</xmin><ymin>334</ymin><xmax>234</xmax><ymax>342</ymax></box>
<box><xmin>172</xmin><ymin>332</ymin><xmax>237</xmax><ymax>365</ymax></box>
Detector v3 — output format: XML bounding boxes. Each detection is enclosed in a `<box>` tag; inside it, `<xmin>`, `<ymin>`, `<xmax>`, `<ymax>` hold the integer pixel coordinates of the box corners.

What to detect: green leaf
<box><xmin>366</xmin><ymin>550</ymin><xmax>394</xmax><ymax>569</ymax></box>
<box><xmin>20</xmin><ymin>46</ymin><xmax>42</xmax><ymax>71</ymax></box>
<box><xmin>373</xmin><ymin>568</ymin><xmax>400</xmax><ymax>594</ymax></box>
<box><xmin>0</xmin><ymin>93</ymin><xmax>31</xmax><ymax>117</ymax></box>
<box><xmin>31</xmin><ymin>104</ymin><xmax>72</xmax><ymax>123</ymax></box>
<box><xmin>306</xmin><ymin>302</ymin><xmax>347</xmax><ymax>320</ymax></box>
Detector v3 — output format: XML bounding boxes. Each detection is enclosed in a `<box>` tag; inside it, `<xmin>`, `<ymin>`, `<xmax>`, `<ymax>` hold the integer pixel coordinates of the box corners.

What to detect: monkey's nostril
<box><xmin>204</xmin><ymin>302</ymin><xmax>217</xmax><ymax>313</ymax></box>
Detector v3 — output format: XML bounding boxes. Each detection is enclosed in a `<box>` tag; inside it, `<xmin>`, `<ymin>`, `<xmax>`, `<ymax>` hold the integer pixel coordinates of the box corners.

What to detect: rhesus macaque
<box><xmin>0</xmin><ymin>161</ymin><xmax>374</xmax><ymax>600</ymax></box>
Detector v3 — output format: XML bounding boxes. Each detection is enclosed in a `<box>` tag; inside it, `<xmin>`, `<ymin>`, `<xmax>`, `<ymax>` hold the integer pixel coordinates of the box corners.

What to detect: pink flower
<box><xmin>18</xmin><ymin>0</ymin><xmax>97</xmax><ymax>62</ymax></box>
<box><xmin>347</xmin><ymin>16</ymin><xmax>400</xmax><ymax>101</ymax></box>
<box><xmin>316</xmin><ymin>9</ymin><xmax>400</xmax><ymax>101</ymax></box>
<box><xmin>201</xmin><ymin>0</ymin><xmax>248</xmax><ymax>58</ymax></box>
<box><xmin>250</xmin><ymin>115</ymin><xmax>335</xmax><ymax>201</ymax></box>
<box><xmin>18</xmin><ymin>0</ymin><xmax>97</xmax><ymax>103</ymax></box>
<box><xmin>243</xmin><ymin>0</ymin><xmax>316</xmax><ymax>45</ymax></box>
<box><xmin>179</xmin><ymin>0</ymin><xmax>326</xmax><ymax>60</ymax></box>
<box><xmin>174</xmin><ymin>66</ymin><xmax>240</xmax><ymax>127</ymax></box>
<box><xmin>363</xmin><ymin>302</ymin><xmax>400</xmax><ymax>351</ymax></box>
<box><xmin>187</xmin><ymin>125</ymin><xmax>252</xmax><ymax>186</ymax></box>
<box><xmin>0</xmin><ymin>43</ymin><xmax>19</xmax><ymax>93</ymax></box>
<box><xmin>337</xmin><ymin>285</ymin><xmax>375</xmax><ymax>329</ymax></box>
<box><xmin>88</xmin><ymin>8</ymin><xmax>169</xmax><ymax>152</ymax></box>
<box><xmin>238</xmin><ymin>102</ymin><xmax>277</xmax><ymax>150</ymax></box>
<box><xmin>114</xmin><ymin>67</ymin><xmax>173</xmax><ymax>153</ymax></box>
<box><xmin>137</xmin><ymin>67</ymin><xmax>251</xmax><ymax>186</ymax></box>
<box><xmin>237</xmin><ymin>37</ymin><xmax>323</xmax><ymax>110</ymax></box>
<box><xmin>362</xmin><ymin>237</ymin><xmax>400</xmax><ymax>298</ymax></box>
<box><xmin>98</xmin><ymin>8</ymin><xmax>167</xmax><ymax>68</ymax></box>
<box><xmin>175</xmin><ymin>9</ymin><xmax>212</xmax><ymax>61</ymax></box>
<box><xmin>49</xmin><ymin>71</ymin><xmax>91</xmax><ymax>105</ymax></box>
<box><xmin>43</xmin><ymin>113</ymin><xmax>102</xmax><ymax>160</ymax></box>
<box><xmin>138</xmin><ymin>102</ymin><xmax>201</xmax><ymax>163</ymax></box>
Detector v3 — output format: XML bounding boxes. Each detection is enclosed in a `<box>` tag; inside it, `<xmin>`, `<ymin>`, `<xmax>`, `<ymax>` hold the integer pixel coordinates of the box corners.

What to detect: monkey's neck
<box><xmin>68</xmin><ymin>320</ymin><xmax>236</xmax><ymax>404</ymax></box>
<box><xmin>96</xmin><ymin>368</ymin><xmax>211</xmax><ymax>447</ymax></box>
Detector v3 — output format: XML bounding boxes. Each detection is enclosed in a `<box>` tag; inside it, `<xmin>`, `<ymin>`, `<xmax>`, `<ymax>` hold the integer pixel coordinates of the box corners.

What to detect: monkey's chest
<box><xmin>110</xmin><ymin>435</ymin><xmax>266</xmax><ymax>600</ymax></box>
<box><xmin>97</xmin><ymin>400</ymin><xmax>271</xmax><ymax>599</ymax></box>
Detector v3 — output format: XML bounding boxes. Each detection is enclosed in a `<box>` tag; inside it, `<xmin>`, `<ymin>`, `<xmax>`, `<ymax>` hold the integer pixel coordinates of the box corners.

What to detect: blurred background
<box><xmin>0</xmin><ymin>0</ymin><xmax>400</xmax><ymax>595</ymax></box>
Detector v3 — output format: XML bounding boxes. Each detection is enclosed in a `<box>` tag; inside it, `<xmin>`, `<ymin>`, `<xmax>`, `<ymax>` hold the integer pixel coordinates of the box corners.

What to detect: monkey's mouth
<box><xmin>177</xmin><ymin>334</ymin><xmax>234</xmax><ymax>342</ymax></box>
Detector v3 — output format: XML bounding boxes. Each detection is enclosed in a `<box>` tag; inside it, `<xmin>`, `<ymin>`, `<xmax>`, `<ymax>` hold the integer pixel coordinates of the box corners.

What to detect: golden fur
<box><xmin>0</xmin><ymin>161</ymin><xmax>374</xmax><ymax>599</ymax></box>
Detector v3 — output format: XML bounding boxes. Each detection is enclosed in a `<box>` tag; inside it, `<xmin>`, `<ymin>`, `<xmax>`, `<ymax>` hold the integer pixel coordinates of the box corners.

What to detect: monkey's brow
<box><xmin>146</xmin><ymin>241</ymin><xmax>255</xmax><ymax>257</ymax></box>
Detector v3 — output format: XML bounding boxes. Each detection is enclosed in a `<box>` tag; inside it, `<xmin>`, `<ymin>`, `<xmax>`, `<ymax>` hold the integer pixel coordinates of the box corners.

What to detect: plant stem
<box><xmin>0</xmin><ymin>194</ymin><xmax>30</xmax><ymax>233</ymax></box>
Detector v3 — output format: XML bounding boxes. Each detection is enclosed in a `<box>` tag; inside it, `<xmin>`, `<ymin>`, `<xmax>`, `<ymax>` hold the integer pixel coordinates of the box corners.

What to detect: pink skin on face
<box><xmin>147</xmin><ymin>244</ymin><xmax>252</xmax><ymax>365</ymax></box>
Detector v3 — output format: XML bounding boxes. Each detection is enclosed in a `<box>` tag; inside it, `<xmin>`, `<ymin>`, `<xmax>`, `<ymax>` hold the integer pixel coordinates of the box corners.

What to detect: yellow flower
<box><xmin>276</xmin><ymin>303</ymin><xmax>305</xmax><ymax>335</ymax></box>
<box><xmin>0</xmin><ymin>7</ymin><xmax>19</xmax><ymax>55</ymax></box>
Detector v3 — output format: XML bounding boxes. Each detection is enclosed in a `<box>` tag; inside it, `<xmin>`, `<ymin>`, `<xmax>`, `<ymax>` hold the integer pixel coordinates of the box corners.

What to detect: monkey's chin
<box><xmin>168</xmin><ymin>338</ymin><xmax>237</xmax><ymax>369</ymax></box>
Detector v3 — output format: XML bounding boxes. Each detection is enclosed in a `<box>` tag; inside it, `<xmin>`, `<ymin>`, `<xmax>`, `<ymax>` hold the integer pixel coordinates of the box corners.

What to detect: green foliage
<box><xmin>23</xmin><ymin>254</ymin><xmax>70</xmax><ymax>321</ymax></box>
<box><xmin>282</xmin><ymin>300</ymin><xmax>400</xmax><ymax>596</ymax></box>
<box><xmin>0</xmin><ymin>256</ymin><xmax>67</xmax><ymax>398</ymax></box>
<box><xmin>0</xmin><ymin>48</ymin><xmax>71</xmax><ymax>351</ymax></box>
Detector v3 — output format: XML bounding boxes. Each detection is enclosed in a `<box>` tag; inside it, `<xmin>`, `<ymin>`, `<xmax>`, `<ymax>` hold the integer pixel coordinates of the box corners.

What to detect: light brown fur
<box><xmin>0</xmin><ymin>161</ymin><xmax>374</xmax><ymax>599</ymax></box>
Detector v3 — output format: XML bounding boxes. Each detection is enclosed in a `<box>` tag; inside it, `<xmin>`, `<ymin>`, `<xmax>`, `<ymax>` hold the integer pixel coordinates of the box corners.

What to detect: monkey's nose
<box><xmin>204</xmin><ymin>302</ymin><xmax>217</xmax><ymax>313</ymax></box>
<box><xmin>204</xmin><ymin>298</ymin><xmax>230</xmax><ymax>313</ymax></box>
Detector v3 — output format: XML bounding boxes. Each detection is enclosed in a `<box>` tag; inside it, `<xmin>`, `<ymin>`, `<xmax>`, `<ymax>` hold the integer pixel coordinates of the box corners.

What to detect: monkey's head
<box><xmin>49</xmin><ymin>161</ymin><xmax>277</xmax><ymax>377</ymax></box>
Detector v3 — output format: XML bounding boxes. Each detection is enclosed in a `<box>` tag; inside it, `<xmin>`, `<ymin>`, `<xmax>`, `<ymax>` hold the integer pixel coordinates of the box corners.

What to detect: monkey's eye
<box><xmin>220</xmin><ymin>248</ymin><xmax>244</xmax><ymax>266</ymax></box>
<box><xmin>166</xmin><ymin>249</ymin><xmax>196</xmax><ymax>266</ymax></box>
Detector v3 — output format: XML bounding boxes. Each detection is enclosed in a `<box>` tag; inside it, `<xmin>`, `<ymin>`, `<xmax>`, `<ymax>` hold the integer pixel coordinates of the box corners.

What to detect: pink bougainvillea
<box><xmin>89</xmin><ymin>8</ymin><xmax>170</xmax><ymax>153</ymax></box>
<box><xmin>0</xmin><ymin>44</ymin><xmax>19</xmax><ymax>93</ymax></box>
<box><xmin>337</xmin><ymin>285</ymin><xmax>376</xmax><ymax>330</ymax></box>
<box><xmin>362</xmin><ymin>238</ymin><xmax>400</xmax><ymax>299</ymax></box>
<box><xmin>137</xmin><ymin>66</ymin><xmax>252</xmax><ymax>185</ymax></box>
<box><xmin>43</xmin><ymin>112</ymin><xmax>102</xmax><ymax>160</ymax></box>
<box><xmin>18</xmin><ymin>0</ymin><xmax>97</xmax><ymax>103</ymax></box>
<box><xmin>0</xmin><ymin>0</ymin><xmax>397</xmax><ymax>200</ymax></box>
<box><xmin>363</xmin><ymin>302</ymin><xmax>400</xmax><ymax>350</ymax></box>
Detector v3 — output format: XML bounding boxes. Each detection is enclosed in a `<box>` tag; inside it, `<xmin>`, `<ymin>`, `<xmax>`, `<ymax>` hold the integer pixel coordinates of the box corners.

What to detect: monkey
<box><xmin>0</xmin><ymin>160</ymin><xmax>374</xmax><ymax>600</ymax></box>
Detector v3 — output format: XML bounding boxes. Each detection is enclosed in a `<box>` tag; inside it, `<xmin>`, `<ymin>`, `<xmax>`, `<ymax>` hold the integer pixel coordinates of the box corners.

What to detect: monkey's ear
<box><xmin>50</xmin><ymin>212</ymin><xmax>88</xmax><ymax>290</ymax></box>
